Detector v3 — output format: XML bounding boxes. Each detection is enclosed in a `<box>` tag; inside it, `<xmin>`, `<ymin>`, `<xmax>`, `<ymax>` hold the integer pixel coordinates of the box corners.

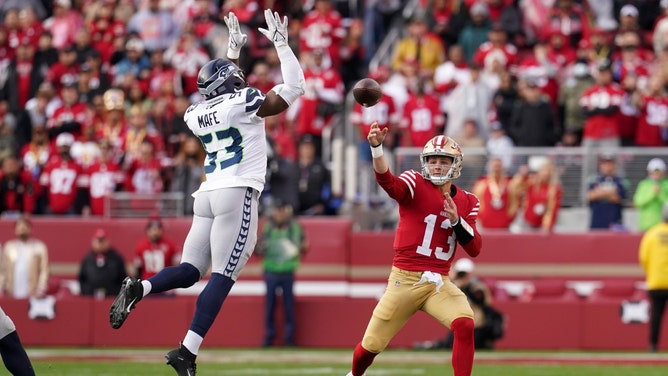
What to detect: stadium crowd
<box><xmin>0</xmin><ymin>0</ymin><xmax>667</xmax><ymax>218</ymax></box>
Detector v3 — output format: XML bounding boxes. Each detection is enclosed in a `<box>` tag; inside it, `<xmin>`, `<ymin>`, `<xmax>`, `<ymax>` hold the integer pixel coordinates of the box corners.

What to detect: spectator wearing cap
<box><xmin>44</xmin><ymin>43</ymin><xmax>80</xmax><ymax>93</ymax></box>
<box><xmin>586</xmin><ymin>154</ymin><xmax>629</xmax><ymax>230</ymax></box>
<box><xmin>127</xmin><ymin>0</ymin><xmax>181</xmax><ymax>53</ymax></box>
<box><xmin>458</xmin><ymin>2</ymin><xmax>492</xmax><ymax>64</ymax></box>
<box><xmin>39</xmin><ymin>132</ymin><xmax>85</xmax><ymax>215</ymax></box>
<box><xmin>633</xmin><ymin>158</ymin><xmax>668</xmax><ymax>231</ymax></box>
<box><xmin>111</xmin><ymin>38</ymin><xmax>151</xmax><ymax>88</ymax></box>
<box><xmin>615</xmin><ymin>4</ymin><xmax>646</xmax><ymax>47</ymax></box>
<box><xmin>46</xmin><ymin>79</ymin><xmax>89</xmax><ymax>141</ymax></box>
<box><xmin>43</xmin><ymin>0</ymin><xmax>83</xmax><ymax>50</ymax></box>
<box><xmin>579</xmin><ymin>59</ymin><xmax>625</xmax><ymax>148</ymax></box>
<box><xmin>558</xmin><ymin>59</ymin><xmax>595</xmax><ymax>146</ymax></box>
<box><xmin>300</xmin><ymin>0</ymin><xmax>346</xmax><ymax>68</ymax></box>
<box><xmin>296</xmin><ymin>134</ymin><xmax>331</xmax><ymax>216</ymax></box>
<box><xmin>508</xmin><ymin>78</ymin><xmax>560</xmax><ymax>146</ymax></box>
<box><xmin>132</xmin><ymin>218</ymin><xmax>179</xmax><ymax>281</ymax></box>
<box><xmin>0</xmin><ymin>216</ymin><xmax>49</xmax><ymax>299</ymax></box>
<box><xmin>632</xmin><ymin>72</ymin><xmax>668</xmax><ymax>147</ymax></box>
<box><xmin>77</xmin><ymin>228</ymin><xmax>127</xmax><ymax>298</ymax></box>
<box><xmin>391</xmin><ymin>12</ymin><xmax>446</xmax><ymax>79</ymax></box>
<box><xmin>255</xmin><ymin>198</ymin><xmax>307</xmax><ymax>347</ymax></box>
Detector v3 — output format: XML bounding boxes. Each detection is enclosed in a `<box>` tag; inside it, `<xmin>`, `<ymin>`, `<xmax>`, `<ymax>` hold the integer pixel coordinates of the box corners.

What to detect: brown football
<box><xmin>353</xmin><ymin>78</ymin><xmax>382</xmax><ymax>107</ymax></box>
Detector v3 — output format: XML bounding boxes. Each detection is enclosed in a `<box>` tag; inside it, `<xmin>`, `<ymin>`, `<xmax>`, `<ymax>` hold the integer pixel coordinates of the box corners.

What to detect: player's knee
<box><xmin>0</xmin><ymin>314</ymin><xmax>16</xmax><ymax>338</ymax></box>
<box><xmin>451</xmin><ymin>317</ymin><xmax>475</xmax><ymax>339</ymax></box>
<box><xmin>181</xmin><ymin>262</ymin><xmax>202</xmax><ymax>286</ymax></box>
<box><xmin>361</xmin><ymin>335</ymin><xmax>387</xmax><ymax>353</ymax></box>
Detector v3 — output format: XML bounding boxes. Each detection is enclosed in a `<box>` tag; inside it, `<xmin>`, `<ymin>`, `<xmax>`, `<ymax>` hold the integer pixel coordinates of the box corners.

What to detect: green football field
<box><xmin>24</xmin><ymin>348</ymin><xmax>668</xmax><ymax>376</ymax></box>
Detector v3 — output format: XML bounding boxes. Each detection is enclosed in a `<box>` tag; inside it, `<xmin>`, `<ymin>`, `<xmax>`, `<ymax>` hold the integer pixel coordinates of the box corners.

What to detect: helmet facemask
<box><xmin>420</xmin><ymin>136</ymin><xmax>463</xmax><ymax>185</ymax></box>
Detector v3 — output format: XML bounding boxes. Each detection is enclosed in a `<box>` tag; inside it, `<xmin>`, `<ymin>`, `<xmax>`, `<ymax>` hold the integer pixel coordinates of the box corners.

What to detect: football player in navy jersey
<box><xmin>346</xmin><ymin>122</ymin><xmax>482</xmax><ymax>376</ymax></box>
<box><xmin>109</xmin><ymin>10</ymin><xmax>305</xmax><ymax>375</ymax></box>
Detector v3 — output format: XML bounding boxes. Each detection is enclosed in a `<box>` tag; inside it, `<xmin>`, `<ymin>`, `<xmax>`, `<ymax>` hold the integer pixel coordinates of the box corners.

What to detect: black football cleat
<box><xmin>165</xmin><ymin>344</ymin><xmax>197</xmax><ymax>376</ymax></box>
<box><xmin>109</xmin><ymin>277</ymin><xmax>143</xmax><ymax>329</ymax></box>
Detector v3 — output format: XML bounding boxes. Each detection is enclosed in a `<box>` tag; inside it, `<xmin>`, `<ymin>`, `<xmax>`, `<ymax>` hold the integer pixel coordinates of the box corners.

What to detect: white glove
<box><xmin>258</xmin><ymin>9</ymin><xmax>288</xmax><ymax>48</ymax></box>
<box><xmin>223</xmin><ymin>12</ymin><xmax>247</xmax><ymax>59</ymax></box>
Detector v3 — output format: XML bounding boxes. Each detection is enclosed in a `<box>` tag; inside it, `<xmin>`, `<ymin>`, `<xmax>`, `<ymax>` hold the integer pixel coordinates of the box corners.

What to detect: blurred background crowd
<box><xmin>0</xmin><ymin>0</ymin><xmax>667</xmax><ymax>230</ymax></box>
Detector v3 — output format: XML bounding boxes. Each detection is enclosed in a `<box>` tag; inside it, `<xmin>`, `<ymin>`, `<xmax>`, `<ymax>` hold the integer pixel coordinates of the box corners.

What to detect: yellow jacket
<box><xmin>0</xmin><ymin>239</ymin><xmax>50</xmax><ymax>298</ymax></box>
<box><xmin>639</xmin><ymin>222</ymin><xmax>668</xmax><ymax>290</ymax></box>
<box><xmin>391</xmin><ymin>34</ymin><xmax>446</xmax><ymax>75</ymax></box>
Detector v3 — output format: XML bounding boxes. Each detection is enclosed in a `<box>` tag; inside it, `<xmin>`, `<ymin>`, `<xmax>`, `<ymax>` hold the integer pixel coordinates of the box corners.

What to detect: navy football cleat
<box><xmin>109</xmin><ymin>277</ymin><xmax>143</xmax><ymax>329</ymax></box>
<box><xmin>165</xmin><ymin>344</ymin><xmax>197</xmax><ymax>376</ymax></box>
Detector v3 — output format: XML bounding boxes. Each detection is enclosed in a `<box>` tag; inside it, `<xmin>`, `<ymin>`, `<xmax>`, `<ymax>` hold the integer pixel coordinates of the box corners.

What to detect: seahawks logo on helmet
<box><xmin>197</xmin><ymin>59</ymin><xmax>248</xmax><ymax>99</ymax></box>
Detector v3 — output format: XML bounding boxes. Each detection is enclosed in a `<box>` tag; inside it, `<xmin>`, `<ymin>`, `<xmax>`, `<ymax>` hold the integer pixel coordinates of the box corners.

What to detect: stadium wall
<box><xmin>0</xmin><ymin>217</ymin><xmax>662</xmax><ymax>350</ymax></box>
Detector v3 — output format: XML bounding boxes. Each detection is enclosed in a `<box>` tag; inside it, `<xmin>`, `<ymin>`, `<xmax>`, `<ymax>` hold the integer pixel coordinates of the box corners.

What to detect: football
<box><xmin>353</xmin><ymin>78</ymin><xmax>382</xmax><ymax>107</ymax></box>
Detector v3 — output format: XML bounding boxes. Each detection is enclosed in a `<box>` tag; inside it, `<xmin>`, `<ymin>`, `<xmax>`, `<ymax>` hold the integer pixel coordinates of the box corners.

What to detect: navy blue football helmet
<box><xmin>197</xmin><ymin>59</ymin><xmax>248</xmax><ymax>99</ymax></box>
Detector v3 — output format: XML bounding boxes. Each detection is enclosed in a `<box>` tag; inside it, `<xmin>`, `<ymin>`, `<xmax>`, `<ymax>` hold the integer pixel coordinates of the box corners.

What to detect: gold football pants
<box><xmin>361</xmin><ymin>266</ymin><xmax>474</xmax><ymax>353</ymax></box>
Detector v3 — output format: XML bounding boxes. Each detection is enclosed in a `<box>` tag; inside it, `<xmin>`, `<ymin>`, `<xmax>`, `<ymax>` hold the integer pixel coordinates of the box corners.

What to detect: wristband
<box><xmin>370</xmin><ymin>143</ymin><xmax>384</xmax><ymax>158</ymax></box>
<box><xmin>227</xmin><ymin>48</ymin><xmax>240</xmax><ymax>60</ymax></box>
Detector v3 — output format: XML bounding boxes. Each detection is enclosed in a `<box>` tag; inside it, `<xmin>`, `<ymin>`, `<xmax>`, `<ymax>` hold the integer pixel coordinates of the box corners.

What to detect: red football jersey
<box><xmin>474</xmin><ymin>176</ymin><xmax>515</xmax><ymax>229</ymax></box>
<box><xmin>350</xmin><ymin>94</ymin><xmax>398</xmax><ymax>139</ymax></box>
<box><xmin>400</xmin><ymin>93</ymin><xmax>444</xmax><ymax>147</ymax></box>
<box><xmin>376</xmin><ymin>169</ymin><xmax>482</xmax><ymax>275</ymax></box>
<box><xmin>134</xmin><ymin>238</ymin><xmax>179</xmax><ymax>279</ymax></box>
<box><xmin>39</xmin><ymin>157</ymin><xmax>83</xmax><ymax>214</ymax></box>
<box><xmin>579</xmin><ymin>83</ymin><xmax>625</xmax><ymax>139</ymax></box>
<box><xmin>636</xmin><ymin>94</ymin><xmax>668</xmax><ymax>147</ymax></box>
<box><xmin>84</xmin><ymin>160</ymin><xmax>125</xmax><ymax>216</ymax></box>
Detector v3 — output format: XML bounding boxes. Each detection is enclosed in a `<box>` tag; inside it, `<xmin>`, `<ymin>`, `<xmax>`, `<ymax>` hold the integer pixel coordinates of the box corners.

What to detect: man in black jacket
<box><xmin>78</xmin><ymin>229</ymin><xmax>127</xmax><ymax>298</ymax></box>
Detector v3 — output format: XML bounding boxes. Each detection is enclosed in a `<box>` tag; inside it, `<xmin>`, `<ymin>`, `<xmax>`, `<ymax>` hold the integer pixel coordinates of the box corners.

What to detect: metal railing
<box><xmin>104</xmin><ymin>192</ymin><xmax>185</xmax><ymax>218</ymax></box>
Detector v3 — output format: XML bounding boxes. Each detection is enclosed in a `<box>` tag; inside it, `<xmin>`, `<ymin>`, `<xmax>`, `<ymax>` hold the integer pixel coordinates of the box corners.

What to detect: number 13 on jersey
<box><xmin>416</xmin><ymin>214</ymin><xmax>456</xmax><ymax>261</ymax></box>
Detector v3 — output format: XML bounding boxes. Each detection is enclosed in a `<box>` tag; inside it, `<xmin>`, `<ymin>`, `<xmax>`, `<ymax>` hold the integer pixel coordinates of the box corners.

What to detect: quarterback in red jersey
<box><xmin>346</xmin><ymin>122</ymin><xmax>482</xmax><ymax>376</ymax></box>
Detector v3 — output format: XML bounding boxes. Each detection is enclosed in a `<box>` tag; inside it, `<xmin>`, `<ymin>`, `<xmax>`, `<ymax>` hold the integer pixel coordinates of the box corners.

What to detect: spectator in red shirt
<box><xmin>17</xmin><ymin>6</ymin><xmax>43</xmax><ymax>49</ymax></box>
<box><xmin>133</xmin><ymin>217</ymin><xmax>179</xmax><ymax>280</ymax></box>
<box><xmin>633</xmin><ymin>72</ymin><xmax>668</xmax><ymax>147</ymax></box>
<box><xmin>39</xmin><ymin>132</ymin><xmax>85</xmax><ymax>215</ymax></box>
<box><xmin>163</xmin><ymin>31</ymin><xmax>210</xmax><ymax>97</ymax></box>
<box><xmin>83</xmin><ymin>139</ymin><xmax>124</xmax><ymax>216</ymax></box>
<box><xmin>46</xmin><ymin>82</ymin><xmax>89</xmax><ymax>141</ymax></box>
<box><xmin>87</xmin><ymin>0</ymin><xmax>127</xmax><ymax>64</ymax></box>
<box><xmin>300</xmin><ymin>0</ymin><xmax>346</xmax><ymax>67</ymax></box>
<box><xmin>512</xmin><ymin>157</ymin><xmax>563</xmax><ymax>233</ymax></box>
<box><xmin>123</xmin><ymin>105</ymin><xmax>165</xmax><ymax>166</ymax></box>
<box><xmin>400</xmin><ymin>78</ymin><xmax>445</xmax><ymax>148</ymax></box>
<box><xmin>579</xmin><ymin>59</ymin><xmax>625</xmax><ymax>148</ymax></box>
<box><xmin>290</xmin><ymin>49</ymin><xmax>344</xmax><ymax>156</ymax></box>
<box><xmin>124</xmin><ymin>139</ymin><xmax>164</xmax><ymax>194</ymax></box>
<box><xmin>473</xmin><ymin>23</ymin><xmax>518</xmax><ymax>73</ymax></box>
<box><xmin>96</xmin><ymin>88</ymin><xmax>128</xmax><ymax>164</ymax></box>
<box><xmin>45</xmin><ymin>45</ymin><xmax>79</xmax><ymax>92</ymax></box>
<box><xmin>0</xmin><ymin>156</ymin><xmax>39</xmax><ymax>216</ymax></box>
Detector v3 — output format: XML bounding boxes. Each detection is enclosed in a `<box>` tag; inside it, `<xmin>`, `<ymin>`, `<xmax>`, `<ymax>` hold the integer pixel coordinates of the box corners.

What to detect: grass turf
<box><xmin>26</xmin><ymin>348</ymin><xmax>668</xmax><ymax>376</ymax></box>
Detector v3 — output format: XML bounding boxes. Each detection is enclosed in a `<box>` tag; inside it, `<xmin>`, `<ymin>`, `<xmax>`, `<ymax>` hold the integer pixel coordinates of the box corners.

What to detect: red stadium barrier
<box><xmin>0</xmin><ymin>217</ymin><xmax>658</xmax><ymax>350</ymax></box>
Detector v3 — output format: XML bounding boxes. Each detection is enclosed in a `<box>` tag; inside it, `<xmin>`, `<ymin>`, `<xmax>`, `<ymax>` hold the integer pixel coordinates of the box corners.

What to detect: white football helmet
<box><xmin>420</xmin><ymin>135</ymin><xmax>463</xmax><ymax>185</ymax></box>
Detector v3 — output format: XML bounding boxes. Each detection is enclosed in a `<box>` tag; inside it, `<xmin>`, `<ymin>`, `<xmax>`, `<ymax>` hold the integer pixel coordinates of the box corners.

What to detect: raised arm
<box><xmin>256</xmin><ymin>9</ymin><xmax>305</xmax><ymax>118</ymax></box>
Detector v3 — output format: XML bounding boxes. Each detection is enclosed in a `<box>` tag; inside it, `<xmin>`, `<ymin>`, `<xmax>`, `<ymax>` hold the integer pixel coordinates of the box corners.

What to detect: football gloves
<box><xmin>258</xmin><ymin>9</ymin><xmax>289</xmax><ymax>48</ymax></box>
<box><xmin>224</xmin><ymin>12</ymin><xmax>247</xmax><ymax>60</ymax></box>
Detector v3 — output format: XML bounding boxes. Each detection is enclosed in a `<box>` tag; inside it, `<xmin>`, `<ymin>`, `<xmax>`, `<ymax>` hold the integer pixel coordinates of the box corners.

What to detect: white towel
<box><xmin>413</xmin><ymin>271</ymin><xmax>444</xmax><ymax>293</ymax></box>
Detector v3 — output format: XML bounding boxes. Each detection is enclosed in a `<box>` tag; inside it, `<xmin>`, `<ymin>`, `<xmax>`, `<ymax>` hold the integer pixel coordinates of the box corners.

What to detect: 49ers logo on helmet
<box><xmin>431</xmin><ymin>135</ymin><xmax>448</xmax><ymax>151</ymax></box>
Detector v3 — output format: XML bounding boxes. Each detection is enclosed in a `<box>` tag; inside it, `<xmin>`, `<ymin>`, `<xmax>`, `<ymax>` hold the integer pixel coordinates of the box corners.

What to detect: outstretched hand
<box><xmin>367</xmin><ymin>121</ymin><xmax>388</xmax><ymax>147</ymax></box>
<box><xmin>258</xmin><ymin>9</ymin><xmax>289</xmax><ymax>48</ymax></box>
<box><xmin>443</xmin><ymin>192</ymin><xmax>459</xmax><ymax>224</ymax></box>
<box><xmin>224</xmin><ymin>12</ymin><xmax>247</xmax><ymax>59</ymax></box>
